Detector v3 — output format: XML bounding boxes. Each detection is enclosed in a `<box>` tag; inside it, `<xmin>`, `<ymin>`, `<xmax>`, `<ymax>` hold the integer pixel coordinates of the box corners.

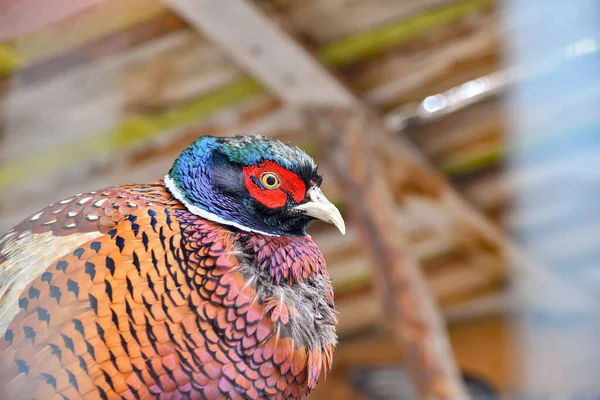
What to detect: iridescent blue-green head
<box><xmin>165</xmin><ymin>135</ymin><xmax>345</xmax><ymax>236</ymax></box>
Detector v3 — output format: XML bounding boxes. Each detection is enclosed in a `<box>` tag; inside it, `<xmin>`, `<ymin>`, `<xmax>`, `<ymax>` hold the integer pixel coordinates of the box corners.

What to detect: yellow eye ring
<box><xmin>260</xmin><ymin>172</ymin><xmax>281</xmax><ymax>189</ymax></box>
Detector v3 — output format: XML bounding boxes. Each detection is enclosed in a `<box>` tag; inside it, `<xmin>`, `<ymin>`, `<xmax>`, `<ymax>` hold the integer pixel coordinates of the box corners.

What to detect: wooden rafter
<box><xmin>162</xmin><ymin>0</ymin><xmax>470</xmax><ymax>398</ymax></box>
<box><xmin>307</xmin><ymin>107</ymin><xmax>471</xmax><ymax>399</ymax></box>
<box><xmin>0</xmin><ymin>0</ymin><xmax>495</xmax><ymax>193</ymax></box>
<box><xmin>165</xmin><ymin>0</ymin><xmax>352</xmax><ymax>106</ymax></box>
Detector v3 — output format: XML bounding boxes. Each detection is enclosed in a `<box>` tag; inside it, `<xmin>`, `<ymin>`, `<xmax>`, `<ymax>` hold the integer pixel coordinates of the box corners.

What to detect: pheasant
<box><xmin>0</xmin><ymin>135</ymin><xmax>345</xmax><ymax>400</ymax></box>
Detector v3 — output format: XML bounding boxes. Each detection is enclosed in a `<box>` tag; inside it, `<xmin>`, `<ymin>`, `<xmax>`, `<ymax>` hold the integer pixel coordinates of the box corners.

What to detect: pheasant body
<box><xmin>0</xmin><ymin>136</ymin><xmax>344</xmax><ymax>399</ymax></box>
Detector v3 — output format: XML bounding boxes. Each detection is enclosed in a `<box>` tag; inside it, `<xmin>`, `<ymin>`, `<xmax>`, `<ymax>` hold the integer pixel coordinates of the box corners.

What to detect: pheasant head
<box><xmin>165</xmin><ymin>135</ymin><xmax>345</xmax><ymax>237</ymax></box>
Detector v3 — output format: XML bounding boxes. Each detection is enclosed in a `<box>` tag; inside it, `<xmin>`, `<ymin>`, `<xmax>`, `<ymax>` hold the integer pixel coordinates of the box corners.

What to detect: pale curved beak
<box><xmin>294</xmin><ymin>187</ymin><xmax>346</xmax><ymax>235</ymax></box>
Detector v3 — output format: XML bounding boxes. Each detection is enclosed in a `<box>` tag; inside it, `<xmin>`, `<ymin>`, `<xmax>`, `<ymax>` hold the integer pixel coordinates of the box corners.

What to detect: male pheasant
<box><xmin>0</xmin><ymin>135</ymin><xmax>345</xmax><ymax>400</ymax></box>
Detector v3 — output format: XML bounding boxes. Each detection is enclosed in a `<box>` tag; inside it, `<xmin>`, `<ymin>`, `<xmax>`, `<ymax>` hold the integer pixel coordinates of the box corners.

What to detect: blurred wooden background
<box><xmin>0</xmin><ymin>0</ymin><xmax>518</xmax><ymax>397</ymax></box>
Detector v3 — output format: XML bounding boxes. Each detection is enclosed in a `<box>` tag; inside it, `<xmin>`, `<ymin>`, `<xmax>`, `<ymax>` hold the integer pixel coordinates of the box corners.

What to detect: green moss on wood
<box><xmin>0</xmin><ymin>77</ymin><xmax>264</xmax><ymax>190</ymax></box>
<box><xmin>441</xmin><ymin>147</ymin><xmax>505</xmax><ymax>176</ymax></box>
<box><xmin>0</xmin><ymin>45</ymin><xmax>21</xmax><ymax>76</ymax></box>
<box><xmin>0</xmin><ymin>0</ymin><xmax>495</xmax><ymax>188</ymax></box>
<box><xmin>319</xmin><ymin>0</ymin><xmax>494</xmax><ymax>66</ymax></box>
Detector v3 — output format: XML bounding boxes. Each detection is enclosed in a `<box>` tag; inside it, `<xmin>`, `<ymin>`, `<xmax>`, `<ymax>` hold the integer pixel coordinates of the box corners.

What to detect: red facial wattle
<box><xmin>242</xmin><ymin>161</ymin><xmax>307</xmax><ymax>209</ymax></box>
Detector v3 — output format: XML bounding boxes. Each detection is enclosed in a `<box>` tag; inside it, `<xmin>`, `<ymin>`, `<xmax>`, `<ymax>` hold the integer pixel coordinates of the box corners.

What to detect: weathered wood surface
<box><xmin>0</xmin><ymin>0</ymin><xmax>496</xmax><ymax>196</ymax></box>
<box><xmin>164</xmin><ymin>0</ymin><xmax>353</xmax><ymax>106</ymax></box>
<box><xmin>366</xmin><ymin>112</ymin><xmax>598</xmax><ymax>314</ymax></box>
<box><xmin>2</xmin><ymin>31</ymin><xmax>242</xmax><ymax>161</ymax></box>
<box><xmin>255</xmin><ymin>0</ymin><xmax>470</xmax><ymax>43</ymax></box>
<box><xmin>1</xmin><ymin>0</ymin><xmax>167</xmax><ymax>52</ymax></box>
<box><xmin>1</xmin><ymin>0</ymin><xmax>493</xmax><ymax>75</ymax></box>
<box><xmin>348</xmin><ymin>9</ymin><xmax>498</xmax><ymax>109</ymax></box>
<box><xmin>5</xmin><ymin>12</ymin><xmax>187</xmax><ymax>88</ymax></box>
<box><xmin>308</xmin><ymin>107</ymin><xmax>470</xmax><ymax>399</ymax></box>
<box><xmin>0</xmin><ymin>94</ymin><xmax>276</xmax><ymax>230</ymax></box>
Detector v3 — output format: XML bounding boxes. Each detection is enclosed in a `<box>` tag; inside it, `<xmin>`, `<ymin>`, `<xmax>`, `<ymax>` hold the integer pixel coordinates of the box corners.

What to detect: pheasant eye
<box><xmin>260</xmin><ymin>172</ymin><xmax>280</xmax><ymax>189</ymax></box>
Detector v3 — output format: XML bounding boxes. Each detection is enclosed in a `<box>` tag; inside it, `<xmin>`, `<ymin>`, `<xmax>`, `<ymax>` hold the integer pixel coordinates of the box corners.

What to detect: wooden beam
<box><xmin>317</xmin><ymin>0</ymin><xmax>493</xmax><ymax>66</ymax></box>
<box><xmin>1</xmin><ymin>0</ymin><xmax>494</xmax><ymax>189</ymax></box>
<box><xmin>0</xmin><ymin>0</ymin><xmax>491</xmax><ymax>79</ymax></box>
<box><xmin>1</xmin><ymin>31</ymin><xmax>246</xmax><ymax>165</ymax></box>
<box><xmin>258</xmin><ymin>0</ymin><xmax>489</xmax><ymax>44</ymax></box>
<box><xmin>164</xmin><ymin>0</ymin><xmax>353</xmax><ymax>106</ymax></box>
<box><xmin>163</xmin><ymin>0</ymin><xmax>469</xmax><ymax>398</ymax></box>
<box><xmin>308</xmin><ymin>107</ymin><xmax>471</xmax><ymax>400</ymax></box>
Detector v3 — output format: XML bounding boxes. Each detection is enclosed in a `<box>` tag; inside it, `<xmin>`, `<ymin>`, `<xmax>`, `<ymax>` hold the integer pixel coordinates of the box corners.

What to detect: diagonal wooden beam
<box><xmin>1</xmin><ymin>0</ymin><xmax>494</xmax><ymax>188</ymax></box>
<box><xmin>307</xmin><ymin>107</ymin><xmax>471</xmax><ymax>399</ymax></box>
<box><xmin>162</xmin><ymin>0</ymin><xmax>469</xmax><ymax>398</ymax></box>
<box><xmin>164</xmin><ymin>0</ymin><xmax>352</xmax><ymax>107</ymax></box>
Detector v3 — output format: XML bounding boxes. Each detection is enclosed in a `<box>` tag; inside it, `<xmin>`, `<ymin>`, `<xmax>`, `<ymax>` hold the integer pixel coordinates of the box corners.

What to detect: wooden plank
<box><xmin>317</xmin><ymin>0</ymin><xmax>493</xmax><ymax>66</ymax></box>
<box><xmin>1</xmin><ymin>31</ymin><xmax>244</xmax><ymax>162</ymax></box>
<box><xmin>4</xmin><ymin>12</ymin><xmax>187</xmax><ymax>88</ymax></box>
<box><xmin>408</xmin><ymin>100</ymin><xmax>502</xmax><ymax>159</ymax></box>
<box><xmin>379</xmin><ymin>129</ymin><xmax>598</xmax><ymax>315</ymax></box>
<box><xmin>164</xmin><ymin>0</ymin><xmax>352</xmax><ymax>106</ymax></box>
<box><xmin>357</xmin><ymin>14</ymin><xmax>498</xmax><ymax>108</ymax></box>
<box><xmin>0</xmin><ymin>0</ymin><xmax>491</xmax><ymax>82</ymax></box>
<box><xmin>0</xmin><ymin>0</ymin><xmax>493</xmax><ymax>188</ymax></box>
<box><xmin>459</xmin><ymin>170</ymin><xmax>510</xmax><ymax>214</ymax></box>
<box><xmin>0</xmin><ymin>94</ymin><xmax>277</xmax><ymax>231</ymax></box>
<box><xmin>0</xmin><ymin>74</ymin><xmax>263</xmax><ymax>194</ymax></box>
<box><xmin>257</xmin><ymin>0</ymin><xmax>462</xmax><ymax>44</ymax></box>
<box><xmin>0</xmin><ymin>0</ymin><xmax>169</xmax><ymax>74</ymax></box>
<box><xmin>308</xmin><ymin>108</ymin><xmax>471</xmax><ymax>399</ymax></box>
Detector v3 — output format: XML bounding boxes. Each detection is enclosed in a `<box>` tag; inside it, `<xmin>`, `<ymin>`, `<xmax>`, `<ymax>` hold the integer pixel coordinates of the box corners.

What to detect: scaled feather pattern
<box><xmin>0</xmin><ymin>136</ymin><xmax>342</xmax><ymax>400</ymax></box>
